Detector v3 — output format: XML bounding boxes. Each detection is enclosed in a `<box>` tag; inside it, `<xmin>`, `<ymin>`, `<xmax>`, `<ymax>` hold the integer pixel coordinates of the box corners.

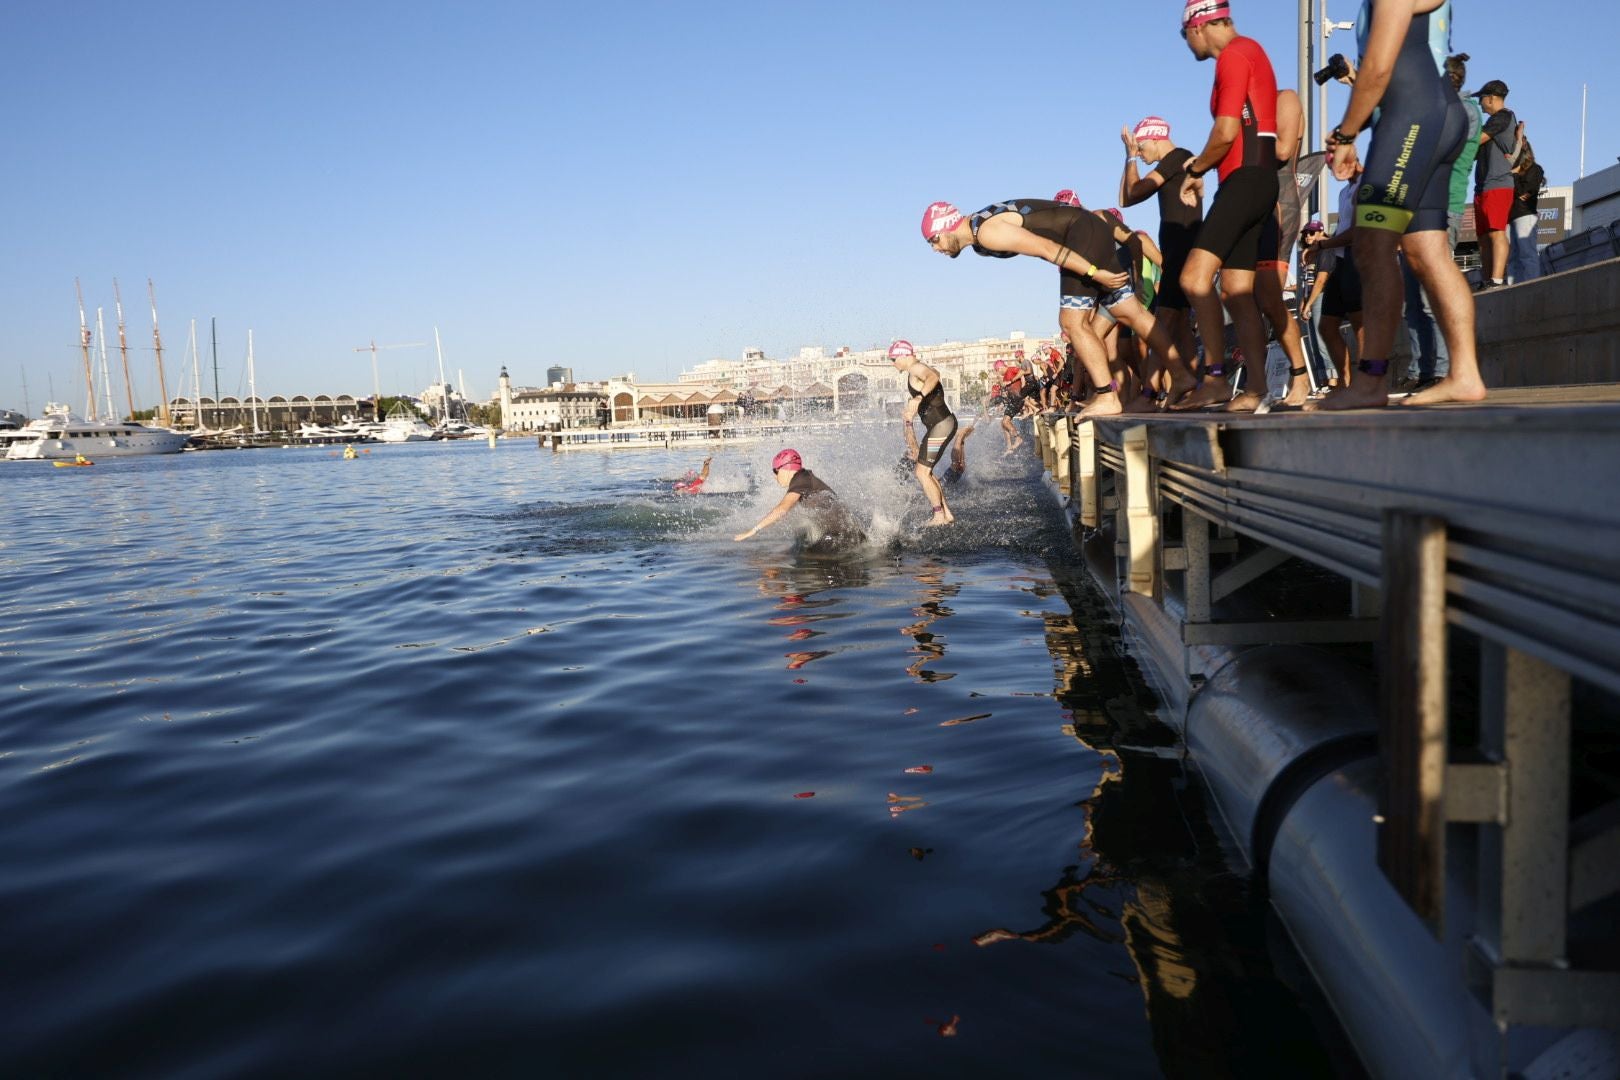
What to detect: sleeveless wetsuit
<box><xmin>908</xmin><ymin>374</ymin><xmax>959</xmax><ymax>468</ymax></box>
<box><xmin>787</xmin><ymin>468</ymin><xmax>865</xmax><ymax>548</ymax></box>
<box><xmin>1153</xmin><ymin>147</ymin><xmax>1202</xmax><ymax>311</ymax></box>
<box><xmin>1354</xmin><ymin>0</ymin><xmax>1464</xmax><ymax>233</ymax></box>
<box><xmin>1194</xmin><ymin>35</ymin><xmax>1281</xmax><ymax>273</ymax></box>
<box><xmin>970</xmin><ymin>200</ymin><xmax>1133</xmax><ymax>309</ymax></box>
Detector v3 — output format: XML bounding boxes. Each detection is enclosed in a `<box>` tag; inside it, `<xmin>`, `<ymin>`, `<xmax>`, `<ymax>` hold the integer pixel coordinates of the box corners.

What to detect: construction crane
<box><xmin>353</xmin><ymin>339</ymin><xmax>427</xmax><ymax>420</ymax></box>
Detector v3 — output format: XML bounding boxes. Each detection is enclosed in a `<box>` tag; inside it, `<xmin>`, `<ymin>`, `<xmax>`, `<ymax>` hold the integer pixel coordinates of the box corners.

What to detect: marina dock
<box><xmin>1033</xmin><ymin>389</ymin><xmax>1620</xmax><ymax>1077</ymax></box>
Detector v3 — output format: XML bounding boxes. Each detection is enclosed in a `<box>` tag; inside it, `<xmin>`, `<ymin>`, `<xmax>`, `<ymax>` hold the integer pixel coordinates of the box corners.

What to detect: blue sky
<box><xmin>3</xmin><ymin>0</ymin><xmax>1610</xmax><ymax>410</ymax></box>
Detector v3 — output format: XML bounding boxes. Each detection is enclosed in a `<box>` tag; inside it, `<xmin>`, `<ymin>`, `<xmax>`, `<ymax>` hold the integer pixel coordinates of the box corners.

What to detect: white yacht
<box><xmin>375</xmin><ymin>403</ymin><xmax>435</xmax><ymax>443</ymax></box>
<box><xmin>3</xmin><ymin>404</ymin><xmax>191</xmax><ymax>460</ymax></box>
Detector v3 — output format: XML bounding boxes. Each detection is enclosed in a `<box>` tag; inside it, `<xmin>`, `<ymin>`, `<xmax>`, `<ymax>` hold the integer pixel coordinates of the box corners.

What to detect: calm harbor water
<box><xmin>0</xmin><ymin>433</ymin><xmax>1342</xmax><ymax>1077</ymax></box>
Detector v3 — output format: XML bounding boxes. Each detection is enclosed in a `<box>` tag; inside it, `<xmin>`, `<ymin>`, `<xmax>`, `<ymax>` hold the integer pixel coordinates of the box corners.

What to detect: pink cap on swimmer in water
<box><xmin>921</xmin><ymin>201</ymin><xmax>963</xmax><ymax>240</ymax></box>
<box><xmin>772</xmin><ymin>448</ymin><xmax>802</xmax><ymax>472</ymax></box>
<box><xmin>1182</xmin><ymin>0</ymin><xmax>1230</xmax><ymax>31</ymax></box>
<box><xmin>1053</xmin><ymin>189</ymin><xmax>1082</xmax><ymax>207</ymax></box>
<box><xmin>887</xmin><ymin>340</ymin><xmax>915</xmax><ymax>361</ymax></box>
<box><xmin>1133</xmin><ymin>116</ymin><xmax>1171</xmax><ymax>142</ymax></box>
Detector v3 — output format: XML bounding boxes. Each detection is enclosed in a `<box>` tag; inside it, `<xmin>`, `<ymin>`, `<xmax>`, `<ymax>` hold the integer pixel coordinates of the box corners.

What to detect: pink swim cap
<box><xmin>1103</xmin><ymin>207</ymin><xmax>1125</xmax><ymax>224</ymax></box>
<box><xmin>1133</xmin><ymin>116</ymin><xmax>1171</xmax><ymax>142</ymax></box>
<box><xmin>1053</xmin><ymin>189</ymin><xmax>1082</xmax><ymax>207</ymax></box>
<box><xmin>887</xmin><ymin>340</ymin><xmax>915</xmax><ymax>361</ymax></box>
<box><xmin>1182</xmin><ymin>0</ymin><xmax>1230</xmax><ymax>30</ymax></box>
<box><xmin>921</xmin><ymin>201</ymin><xmax>963</xmax><ymax>241</ymax></box>
<box><xmin>771</xmin><ymin>448</ymin><xmax>802</xmax><ymax>472</ymax></box>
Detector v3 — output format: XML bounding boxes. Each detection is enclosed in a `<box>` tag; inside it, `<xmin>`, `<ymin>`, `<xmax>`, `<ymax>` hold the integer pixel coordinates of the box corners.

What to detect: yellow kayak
<box><xmin>53</xmin><ymin>460</ymin><xmax>94</xmax><ymax>467</ymax></box>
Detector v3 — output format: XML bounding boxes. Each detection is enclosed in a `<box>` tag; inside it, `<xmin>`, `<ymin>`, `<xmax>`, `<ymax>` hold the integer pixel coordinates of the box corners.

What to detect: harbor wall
<box><xmin>1474</xmin><ymin>256</ymin><xmax>1620</xmax><ymax>387</ymax></box>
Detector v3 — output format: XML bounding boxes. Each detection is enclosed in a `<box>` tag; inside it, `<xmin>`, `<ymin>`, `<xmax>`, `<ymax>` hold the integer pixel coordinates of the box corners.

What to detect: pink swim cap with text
<box><xmin>921</xmin><ymin>202</ymin><xmax>963</xmax><ymax>240</ymax></box>
<box><xmin>772</xmin><ymin>448</ymin><xmax>802</xmax><ymax>472</ymax></box>
<box><xmin>1133</xmin><ymin>116</ymin><xmax>1171</xmax><ymax>142</ymax></box>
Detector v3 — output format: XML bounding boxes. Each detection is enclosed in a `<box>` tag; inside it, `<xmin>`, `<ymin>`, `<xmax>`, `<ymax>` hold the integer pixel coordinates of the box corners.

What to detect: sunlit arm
<box><xmin>976</xmin><ymin>218</ymin><xmax>1131</xmax><ymax>290</ymax></box>
<box><xmin>1335</xmin><ymin>0</ymin><xmax>1414</xmax><ymax>136</ymax></box>
<box><xmin>734</xmin><ymin>491</ymin><xmax>801</xmax><ymax>541</ymax></box>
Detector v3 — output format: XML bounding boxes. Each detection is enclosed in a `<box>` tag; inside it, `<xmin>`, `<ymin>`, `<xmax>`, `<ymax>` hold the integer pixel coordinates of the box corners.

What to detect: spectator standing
<box><xmin>1509</xmin><ymin>140</ymin><xmax>1545</xmax><ymax>283</ymax></box>
<box><xmin>1296</xmin><ymin>221</ymin><xmax>1331</xmax><ymax>387</ymax></box>
<box><xmin>1444</xmin><ymin>54</ymin><xmax>1483</xmax><ymax>251</ymax></box>
<box><xmin>1472</xmin><ymin>79</ymin><xmax>1517</xmax><ymax>290</ymax></box>
<box><xmin>1301</xmin><ymin>160</ymin><xmax>1366</xmax><ymax>390</ymax></box>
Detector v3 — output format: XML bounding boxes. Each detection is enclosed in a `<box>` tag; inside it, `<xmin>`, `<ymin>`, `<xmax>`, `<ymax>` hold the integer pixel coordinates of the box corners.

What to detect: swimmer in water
<box><xmin>734</xmin><ymin>448</ymin><xmax>865</xmax><ymax>546</ymax></box>
<box><xmin>889</xmin><ymin>339</ymin><xmax>957</xmax><ymax>526</ymax></box>
<box><xmin>673</xmin><ymin>455</ymin><xmax>712</xmax><ymax>493</ymax></box>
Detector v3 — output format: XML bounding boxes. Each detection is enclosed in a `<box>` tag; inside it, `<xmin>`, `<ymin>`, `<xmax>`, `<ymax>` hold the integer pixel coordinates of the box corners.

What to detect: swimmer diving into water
<box><xmin>734</xmin><ymin>449</ymin><xmax>865</xmax><ymax>547</ymax></box>
<box><xmin>905</xmin><ymin>416</ymin><xmax>974</xmax><ymax>485</ymax></box>
<box><xmin>889</xmin><ymin>339</ymin><xmax>957</xmax><ymax>526</ymax></box>
<box><xmin>673</xmin><ymin>456</ymin><xmax>712</xmax><ymax>493</ymax></box>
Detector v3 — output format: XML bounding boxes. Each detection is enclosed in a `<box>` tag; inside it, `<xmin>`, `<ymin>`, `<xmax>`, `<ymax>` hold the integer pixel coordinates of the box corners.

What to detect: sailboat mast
<box><xmin>434</xmin><ymin>327</ymin><xmax>448</xmax><ymax>422</ymax></box>
<box><xmin>458</xmin><ymin>368</ymin><xmax>468</xmax><ymax>422</ymax></box>
<box><xmin>75</xmin><ymin>279</ymin><xmax>97</xmax><ymax>420</ymax></box>
<box><xmin>248</xmin><ymin>329</ymin><xmax>260</xmax><ymax>434</ymax></box>
<box><xmin>148</xmin><ymin>279</ymin><xmax>171</xmax><ymax>426</ymax></box>
<box><xmin>210</xmin><ymin>317</ymin><xmax>221</xmax><ymax>430</ymax></box>
<box><xmin>189</xmin><ymin>319</ymin><xmax>203</xmax><ymax>429</ymax></box>
<box><xmin>114</xmin><ymin>279</ymin><xmax>137</xmax><ymax>419</ymax></box>
<box><xmin>96</xmin><ymin>307</ymin><xmax>116</xmax><ymax>419</ymax></box>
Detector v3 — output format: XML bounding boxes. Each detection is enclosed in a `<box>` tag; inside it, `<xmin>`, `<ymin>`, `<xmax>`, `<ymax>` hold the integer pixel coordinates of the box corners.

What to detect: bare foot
<box><xmin>1304</xmin><ymin>383</ymin><xmax>1390</xmax><ymax>411</ymax></box>
<box><xmin>1223</xmin><ymin>391</ymin><xmax>1264</xmax><ymax>413</ymax></box>
<box><xmin>1122</xmin><ymin>393</ymin><xmax>1159</xmax><ymax>414</ymax></box>
<box><xmin>1280</xmin><ymin>376</ymin><xmax>1311</xmax><ymax>408</ymax></box>
<box><xmin>1002</xmin><ymin>437</ymin><xmax>1026</xmax><ymax>455</ymax></box>
<box><xmin>1171</xmin><ymin>377</ymin><xmax>1232</xmax><ymax>411</ymax></box>
<box><xmin>923</xmin><ymin>512</ymin><xmax>951</xmax><ymax>528</ymax></box>
<box><xmin>1076</xmin><ymin>396</ymin><xmax>1123</xmax><ymax>418</ymax></box>
<box><xmin>1399</xmin><ymin>375</ymin><xmax>1488</xmax><ymax>406</ymax></box>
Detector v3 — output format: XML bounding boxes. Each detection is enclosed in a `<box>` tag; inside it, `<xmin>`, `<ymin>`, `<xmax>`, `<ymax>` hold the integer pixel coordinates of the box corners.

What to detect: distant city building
<box><xmin>546</xmin><ymin>365</ymin><xmax>574</xmax><ymax>387</ymax></box>
<box><xmin>500</xmin><ymin>366</ymin><xmax>606</xmax><ymax>431</ymax></box>
<box><xmin>1574</xmin><ymin>161</ymin><xmax>1620</xmax><ymax>232</ymax></box>
<box><xmin>166</xmin><ymin>393</ymin><xmax>368</xmax><ymax>430</ymax></box>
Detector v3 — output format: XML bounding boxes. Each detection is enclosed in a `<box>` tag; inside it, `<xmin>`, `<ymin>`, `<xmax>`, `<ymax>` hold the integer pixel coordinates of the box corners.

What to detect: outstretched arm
<box><xmin>977</xmin><ymin>217</ymin><xmax>1131</xmax><ymax>289</ymax></box>
<box><xmin>698</xmin><ymin>455</ymin><xmax>712</xmax><ymax>482</ymax></box>
<box><xmin>735</xmin><ymin>491</ymin><xmax>801</xmax><ymax>541</ymax></box>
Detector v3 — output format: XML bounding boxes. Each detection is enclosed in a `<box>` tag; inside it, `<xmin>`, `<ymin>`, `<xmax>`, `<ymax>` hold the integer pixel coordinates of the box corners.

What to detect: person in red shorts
<box><xmin>1471</xmin><ymin>79</ymin><xmax>1517</xmax><ymax>291</ymax></box>
<box><xmin>1170</xmin><ymin>0</ymin><xmax>1281</xmax><ymax>413</ymax></box>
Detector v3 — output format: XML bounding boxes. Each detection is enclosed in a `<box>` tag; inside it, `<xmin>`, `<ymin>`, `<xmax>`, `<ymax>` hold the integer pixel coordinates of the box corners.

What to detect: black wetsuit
<box><xmin>788</xmin><ymin>469</ymin><xmax>864</xmax><ymax>547</ymax></box>
<box><xmin>908</xmin><ymin>375</ymin><xmax>958</xmax><ymax>469</ymax></box>
<box><xmin>969</xmin><ymin>200</ymin><xmax>1123</xmax><ymax>304</ymax></box>
<box><xmin>1354</xmin><ymin>0</ymin><xmax>1465</xmax><ymax>234</ymax></box>
<box><xmin>1153</xmin><ymin>148</ymin><xmax>1203</xmax><ymax>310</ymax></box>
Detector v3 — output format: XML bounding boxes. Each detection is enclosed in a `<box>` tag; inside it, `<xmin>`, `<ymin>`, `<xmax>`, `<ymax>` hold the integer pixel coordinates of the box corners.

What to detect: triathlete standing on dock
<box><xmin>734</xmin><ymin>449</ymin><xmax>865</xmax><ymax>547</ymax></box>
<box><xmin>921</xmin><ymin>199</ymin><xmax>1192</xmax><ymax>418</ymax></box>
<box><xmin>1311</xmin><ymin>0</ymin><xmax>1486</xmax><ymax>409</ymax></box>
<box><xmin>889</xmin><ymin>339</ymin><xmax>958</xmax><ymax>527</ymax></box>
<box><xmin>1119</xmin><ymin>116</ymin><xmax>1204</xmax><ymax>390</ymax></box>
<box><xmin>1170</xmin><ymin>0</ymin><xmax>1283</xmax><ymax>413</ymax></box>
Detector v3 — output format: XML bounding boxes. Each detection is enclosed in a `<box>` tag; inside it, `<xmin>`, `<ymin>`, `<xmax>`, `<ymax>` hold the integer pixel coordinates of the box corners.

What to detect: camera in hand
<box><xmin>1313</xmin><ymin>53</ymin><xmax>1351</xmax><ymax>85</ymax></box>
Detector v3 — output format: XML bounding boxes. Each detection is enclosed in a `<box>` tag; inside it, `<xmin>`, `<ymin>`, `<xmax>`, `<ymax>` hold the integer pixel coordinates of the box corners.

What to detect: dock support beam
<box><xmin>1076</xmin><ymin>421</ymin><xmax>1098</xmax><ymax>528</ymax></box>
<box><xmin>1123</xmin><ymin>425</ymin><xmax>1157</xmax><ymax>597</ymax></box>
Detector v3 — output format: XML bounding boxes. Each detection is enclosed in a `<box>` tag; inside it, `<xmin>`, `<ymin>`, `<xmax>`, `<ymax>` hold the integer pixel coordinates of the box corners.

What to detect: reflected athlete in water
<box><xmin>734</xmin><ymin>449</ymin><xmax>866</xmax><ymax>548</ymax></box>
<box><xmin>889</xmin><ymin>339</ymin><xmax>958</xmax><ymax>527</ymax></box>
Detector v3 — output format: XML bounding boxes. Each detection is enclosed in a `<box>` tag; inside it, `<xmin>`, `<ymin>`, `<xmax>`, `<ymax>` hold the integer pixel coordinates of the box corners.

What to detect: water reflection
<box><xmin>900</xmin><ymin>559</ymin><xmax>960</xmax><ymax>683</ymax></box>
<box><xmin>985</xmin><ymin>575</ymin><xmax>1343</xmax><ymax>1077</ymax></box>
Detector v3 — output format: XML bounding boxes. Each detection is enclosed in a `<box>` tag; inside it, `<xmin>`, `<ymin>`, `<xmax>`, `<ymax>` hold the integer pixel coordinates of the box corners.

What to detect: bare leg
<box><xmin>1115</xmin><ymin>297</ymin><xmax>1195</xmax><ymax>408</ymax></box>
<box><xmin>1486</xmin><ymin>228</ymin><xmax>1509</xmax><ymax>282</ymax></box>
<box><xmin>1400</xmin><ymin>229</ymin><xmax>1488</xmax><ymax>405</ymax></box>
<box><xmin>1309</xmin><ymin>227</ymin><xmax>1397</xmax><ymax>410</ymax></box>
<box><xmin>1062</xmin><ymin>307</ymin><xmax>1122</xmax><ymax>418</ymax></box>
<box><xmin>1256</xmin><ymin>267</ymin><xmax>1311</xmax><ymax>406</ymax></box>
<box><xmin>1319</xmin><ymin>314</ymin><xmax>1349</xmax><ymax>386</ymax></box>
<box><xmin>1173</xmin><ymin>249</ymin><xmax>1234</xmax><ymax>409</ymax></box>
<box><xmin>916</xmin><ymin>462</ymin><xmax>951</xmax><ymax>525</ymax></box>
<box><xmin>1219</xmin><ymin>268</ymin><xmax>1268</xmax><ymax>412</ymax></box>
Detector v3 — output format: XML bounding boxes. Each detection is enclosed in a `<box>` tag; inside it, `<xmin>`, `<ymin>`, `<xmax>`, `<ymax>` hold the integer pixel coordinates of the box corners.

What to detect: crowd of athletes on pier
<box><xmin>919</xmin><ymin>0</ymin><xmax>1532</xmax><ymax>422</ymax></box>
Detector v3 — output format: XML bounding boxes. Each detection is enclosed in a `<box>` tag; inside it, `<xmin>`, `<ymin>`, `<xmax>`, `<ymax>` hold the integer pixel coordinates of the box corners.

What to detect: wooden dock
<box><xmin>1033</xmin><ymin>387</ymin><xmax>1620</xmax><ymax>1043</ymax></box>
